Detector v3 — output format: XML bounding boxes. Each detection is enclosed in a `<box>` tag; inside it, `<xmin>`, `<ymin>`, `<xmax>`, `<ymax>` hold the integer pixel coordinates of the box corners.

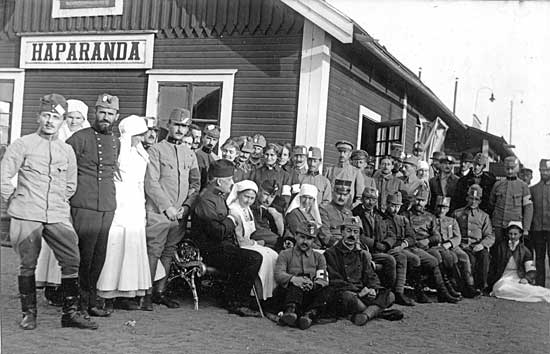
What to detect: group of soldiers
<box><xmin>1</xmin><ymin>91</ymin><xmax>549</xmax><ymax>332</ymax></box>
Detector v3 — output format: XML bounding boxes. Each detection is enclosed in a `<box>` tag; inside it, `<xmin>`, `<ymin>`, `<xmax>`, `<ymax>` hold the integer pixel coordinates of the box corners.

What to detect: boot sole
<box><xmin>297</xmin><ymin>316</ymin><xmax>312</xmax><ymax>330</ymax></box>
<box><xmin>281</xmin><ymin>313</ymin><xmax>297</xmax><ymax>326</ymax></box>
<box><xmin>61</xmin><ymin>321</ymin><xmax>98</xmax><ymax>330</ymax></box>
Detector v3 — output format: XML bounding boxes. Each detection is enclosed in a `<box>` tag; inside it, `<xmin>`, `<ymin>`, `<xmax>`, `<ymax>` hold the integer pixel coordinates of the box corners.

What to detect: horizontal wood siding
<box><xmin>154</xmin><ymin>34</ymin><xmax>301</xmax><ymax>143</ymax></box>
<box><xmin>0</xmin><ymin>40</ymin><xmax>19</xmax><ymax>67</ymax></box>
<box><xmin>21</xmin><ymin>70</ymin><xmax>146</xmax><ymax>135</ymax></box>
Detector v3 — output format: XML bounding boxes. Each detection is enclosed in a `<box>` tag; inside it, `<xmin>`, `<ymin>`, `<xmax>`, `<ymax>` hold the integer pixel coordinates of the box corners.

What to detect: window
<box><xmin>0</xmin><ymin>70</ymin><xmax>25</xmax><ymax>158</ymax></box>
<box><xmin>52</xmin><ymin>0</ymin><xmax>123</xmax><ymax>18</ymax></box>
<box><xmin>375</xmin><ymin>122</ymin><xmax>402</xmax><ymax>158</ymax></box>
<box><xmin>146</xmin><ymin>70</ymin><xmax>237</xmax><ymax>146</ymax></box>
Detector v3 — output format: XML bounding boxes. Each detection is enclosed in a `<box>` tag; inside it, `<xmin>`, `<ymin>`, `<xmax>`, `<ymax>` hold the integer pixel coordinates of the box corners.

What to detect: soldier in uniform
<box><xmin>250</xmin><ymin>179</ymin><xmax>284</xmax><ymax>250</ymax></box>
<box><xmin>453</xmin><ymin>153</ymin><xmax>496</xmax><ymax>213</ymax></box>
<box><xmin>519</xmin><ymin>167</ymin><xmax>533</xmax><ymax>186</ymax></box>
<box><xmin>234</xmin><ymin>140</ymin><xmax>254</xmax><ymax>181</ymax></box>
<box><xmin>429</xmin><ymin>151</ymin><xmax>445</xmax><ymax>179</ymax></box>
<box><xmin>192</xmin><ymin>160</ymin><xmax>262</xmax><ymax>316</ymax></box>
<box><xmin>429</xmin><ymin>155</ymin><xmax>459</xmax><ymax>212</ymax></box>
<box><xmin>318</xmin><ymin>180</ymin><xmax>355</xmax><ymax>249</ymax></box>
<box><xmin>529</xmin><ymin>159</ymin><xmax>550</xmax><ymax>286</ymax></box>
<box><xmin>66</xmin><ymin>93</ymin><xmax>120</xmax><ymax>317</ymax></box>
<box><xmin>300</xmin><ymin>147</ymin><xmax>332</xmax><ymax>205</ymax></box>
<box><xmin>143</xmin><ymin>108</ymin><xmax>201</xmax><ymax>309</ymax></box>
<box><xmin>389</xmin><ymin>143</ymin><xmax>404</xmax><ymax>177</ymax></box>
<box><xmin>324</xmin><ymin>140</ymin><xmax>369</xmax><ymax>206</ymax></box>
<box><xmin>350</xmin><ymin>150</ymin><xmax>369</xmax><ymax>178</ymax></box>
<box><xmin>189</xmin><ymin>123</ymin><xmax>202</xmax><ymax>151</ymax></box>
<box><xmin>352</xmin><ymin>187</ymin><xmax>414</xmax><ymax>306</ymax></box>
<box><xmin>453</xmin><ymin>184</ymin><xmax>495</xmax><ymax>293</ymax></box>
<box><xmin>400</xmin><ymin>156</ymin><xmax>429</xmax><ymax>197</ymax></box>
<box><xmin>458</xmin><ymin>152</ymin><xmax>474</xmax><ymax>177</ymax></box>
<box><xmin>143</xmin><ymin>117</ymin><xmax>159</xmax><ymax>150</ymax></box>
<box><xmin>196</xmin><ymin>124</ymin><xmax>221</xmax><ymax>189</ymax></box>
<box><xmin>373</xmin><ymin>156</ymin><xmax>405</xmax><ymax>212</ymax></box>
<box><xmin>365</xmin><ymin>156</ymin><xmax>376</xmax><ymax>177</ymax></box>
<box><xmin>488</xmin><ymin>156</ymin><xmax>533</xmax><ymax>245</ymax></box>
<box><xmin>325</xmin><ymin>216</ymin><xmax>402</xmax><ymax>326</ymax></box>
<box><xmin>275</xmin><ymin>221</ymin><xmax>332</xmax><ymax>330</ymax></box>
<box><xmin>249</xmin><ymin>134</ymin><xmax>266</xmax><ymax>168</ymax></box>
<box><xmin>1</xmin><ymin>94</ymin><xmax>97</xmax><ymax>330</ymax></box>
<box><xmin>290</xmin><ymin>145</ymin><xmax>308</xmax><ymax>180</ymax></box>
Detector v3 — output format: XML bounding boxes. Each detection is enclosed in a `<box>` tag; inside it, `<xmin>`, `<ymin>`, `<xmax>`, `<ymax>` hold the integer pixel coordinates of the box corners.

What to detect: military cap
<box><xmin>435</xmin><ymin>196</ymin><xmax>451</xmax><ymax>207</ymax></box>
<box><xmin>430</xmin><ymin>151</ymin><xmax>445</xmax><ymax>160</ymax></box>
<box><xmin>402</xmin><ymin>156</ymin><xmax>419</xmax><ymax>168</ymax></box>
<box><xmin>39</xmin><ymin>93</ymin><xmax>67</xmax><ymax>115</ymax></box>
<box><xmin>503</xmin><ymin>156</ymin><xmax>519</xmax><ymax>168</ymax></box>
<box><xmin>520</xmin><ymin>167</ymin><xmax>533</xmax><ymax>174</ymax></box>
<box><xmin>362</xmin><ymin>186</ymin><xmax>379</xmax><ymax>199</ymax></box>
<box><xmin>335</xmin><ymin>140</ymin><xmax>354</xmax><ymax>151</ymax></box>
<box><xmin>539</xmin><ymin>159</ymin><xmax>550</xmax><ymax>170</ymax></box>
<box><xmin>307</xmin><ymin>147</ymin><xmax>322</xmax><ymax>159</ymax></box>
<box><xmin>467</xmin><ymin>184</ymin><xmax>483</xmax><ymax>198</ymax></box>
<box><xmin>505</xmin><ymin>220</ymin><xmax>523</xmax><ymax>232</ymax></box>
<box><xmin>342</xmin><ymin>216</ymin><xmax>362</xmax><ymax>230</ymax></box>
<box><xmin>95</xmin><ymin>93</ymin><xmax>119</xmax><ymax>111</ymax></box>
<box><xmin>367</xmin><ymin>156</ymin><xmax>376</xmax><ymax>166</ymax></box>
<box><xmin>293</xmin><ymin>145</ymin><xmax>307</xmax><ymax>156</ymax></box>
<box><xmin>473</xmin><ymin>153</ymin><xmax>488</xmax><ymax>166</ymax></box>
<box><xmin>204</xmin><ymin>124</ymin><xmax>221</xmax><ymax>139</ymax></box>
<box><xmin>252</xmin><ymin>134</ymin><xmax>266</xmax><ymax>148</ymax></box>
<box><xmin>386</xmin><ymin>191</ymin><xmax>403</xmax><ymax>205</ymax></box>
<box><xmin>460</xmin><ymin>152</ymin><xmax>474</xmax><ymax>163</ymax></box>
<box><xmin>241</xmin><ymin>141</ymin><xmax>254</xmax><ymax>153</ymax></box>
<box><xmin>334</xmin><ymin>179</ymin><xmax>352</xmax><ymax>194</ymax></box>
<box><xmin>390</xmin><ymin>143</ymin><xmax>404</xmax><ymax>160</ymax></box>
<box><xmin>439</xmin><ymin>155</ymin><xmax>455</xmax><ymax>164</ymax></box>
<box><xmin>208</xmin><ymin>159</ymin><xmax>234</xmax><ymax>178</ymax></box>
<box><xmin>295</xmin><ymin>221</ymin><xmax>319</xmax><ymax>238</ymax></box>
<box><xmin>169</xmin><ymin>108</ymin><xmax>192</xmax><ymax>125</ymax></box>
<box><xmin>265</xmin><ymin>142</ymin><xmax>280</xmax><ymax>154</ymax></box>
<box><xmin>413</xmin><ymin>142</ymin><xmax>425</xmax><ymax>152</ymax></box>
<box><xmin>351</xmin><ymin>150</ymin><xmax>369</xmax><ymax>161</ymax></box>
<box><xmin>413</xmin><ymin>186</ymin><xmax>429</xmax><ymax>201</ymax></box>
<box><xmin>144</xmin><ymin>116</ymin><xmax>159</xmax><ymax>130</ymax></box>
<box><xmin>260</xmin><ymin>179</ymin><xmax>280</xmax><ymax>195</ymax></box>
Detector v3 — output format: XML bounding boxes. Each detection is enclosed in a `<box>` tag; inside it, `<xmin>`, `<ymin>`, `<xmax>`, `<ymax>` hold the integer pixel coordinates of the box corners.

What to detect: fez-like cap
<box><xmin>402</xmin><ymin>156</ymin><xmax>419</xmax><ymax>168</ymax></box>
<box><xmin>351</xmin><ymin>150</ymin><xmax>369</xmax><ymax>161</ymax></box>
<box><xmin>342</xmin><ymin>216</ymin><xmax>362</xmax><ymax>229</ymax></box>
<box><xmin>467</xmin><ymin>184</ymin><xmax>483</xmax><ymax>198</ymax></box>
<box><xmin>413</xmin><ymin>142</ymin><xmax>425</xmax><ymax>152</ymax></box>
<box><xmin>539</xmin><ymin>159</ymin><xmax>550</xmax><ymax>170</ymax></box>
<box><xmin>439</xmin><ymin>155</ymin><xmax>455</xmax><ymax>164</ymax></box>
<box><xmin>436</xmin><ymin>196</ymin><xmax>451</xmax><ymax>207</ymax></box>
<box><xmin>169</xmin><ymin>108</ymin><xmax>192</xmax><ymax>125</ymax></box>
<box><xmin>252</xmin><ymin>134</ymin><xmax>266</xmax><ymax>148</ymax></box>
<box><xmin>241</xmin><ymin>141</ymin><xmax>254</xmax><ymax>153</ymax></box>
<box><xmin>145</xmin><ymin>116</ymin><xmax>159</xmax><ymax>130</ymax></box>
<box><xmin>95</xmin><ymin>93</ymin><xmax>119</xmax><ymax>111</ymax></box>
<box><xmin>334</xmin><ymin>179</ymin><xmax>352</xmax><ymax>194</ymax></box>
<box><xmin>503</xmin><ymin>156</ymin><xmax>519</xmax><ymax>168</ymax></box>
<box><xmin>260</xmin><ymin>179</ymin><xmax>280</xmax><ymax>195</ymax></box>
<box><xmin>307</xmin><ymin>147</ymin><xmax>322</xmax><ymax>159</ymax></box>
<box><xmin>295</xmin><ymin>221</ymin><xmax>319</xmax><ymax>238</ymax></box>
<box><xmin>460</xmin><ymin>152</ymin><xmax>474</xmax><ymax>162</ymax></box>
<box><xmin>208</xmin><ymin>159</ymin><xmax>234</xmax><ymax>178</ymax></box>
<box><xmin>430</xmin><ymin>151</ymin><xmax>445</xmax><ymax>160</ymax></box>
<box><xmin>474</xmin><ymin>153</ymin><xmax>488</xmax><ymax>166</ymax></box>
<box><xmin>413</xmin><ymin>186</ymin><xmax>429</xmax><ymax>201</ymax></box>
<box><xmin>293</xmin><ymin>145</ymin><xmax>307</xmax><ymax>156</ymax></box>
<box><xmin>39</xmin><ymin>93</ymin><xmax>67</xmax><ymax>115</ymax></box>
<box><xmin>204</xmin><ymin>124</ymin><xmax>221</xmax><ymax>139</ymax></box>
<box><xmin>335</xmin><ymin>140</ymin><xmax>354</xmax><ymax>151</ymax></box>
<box><xmin>387</xmin><ymin>191</ymin><xmax>403</xmax><ymax>205</ymax></box>
<box><xmin>506</xmin><ymin>220</ymin><xmax>523</xmax><ymax>233</ymax></box>
<box><xmin>362</xmin><ymin>186</ymin><xmax>379</xmax><ymax>199</ymax></box>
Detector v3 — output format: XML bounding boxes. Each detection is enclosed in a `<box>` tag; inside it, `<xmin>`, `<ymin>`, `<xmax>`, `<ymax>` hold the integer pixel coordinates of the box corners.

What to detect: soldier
<box><xmin>318</xmin><ymin>179</ymin><xmax>355</xmax><ymax>249</ymax></box>
<box><xmin>324</xmin><ymin>140</ymin><xmax>369</xmax><ymax>206</ymax></box>
<box><xmin>350</xmin><ymin>150</ymin><xmax>369</xmax><ymax>178</ymax></box>
<box><xmin>429</xmin><ymin>151</ymin><xmax>445</xmax><ymax>179</ymax></box>
<box><xmin>143</xmin><ymin>117</ymin><xmax>159</xmax><ymax>150</ymax></box>
<box><xmin>400</xmin><ymin>156</ymin><xmax>428</xmax><ymax>197</ymax></box>
<box><xmin>250</xmin><ymin>179</ymin><xmax>284</xmax><ymax>250</ymax></box>
<box><xmin>453</xmin><ymin>153</ymin><xmax>496</xmax><ymax>213</ymax></box>
<box><xmin>352</xmin><ymin>187</ymin><xmax>415</xmax><ymax>306</ymax></box>
<box><xmin>291</xmin><ymin>145</ymin><xmax>308</xmax><ymax>179</ymax></box>
<box><xmin>143</xmin><ymin>108</ymin><xmax>201</xmax><ymax>309</ymax></box>
<box><xmin>196</xmin><ymin>124</ymin><xmax>221</xmax><ymax>189</ymax></box>
<box><xmin>519</xmin><ymin>167</ymin><xmax>533</xmax><ymax>186</ymax></box>
<box><xmin>325</xmin><ymin>217</ymin><xmax>402</xmax><ymax>326</ymax></box>
<box><xmin>66</xmin><ymin>93</ymin><xmax>120</xmax><ymax>317</ymax></box>
<box><xmin>373</xmin><ymin>156</ymin><xmax>405</xmax><ymax>212</ymax></box>
<box><xmin>389</xmin><ymin>143</ymin><xmax>404</xmax><ymax>177</ymax></box>
<box><xmin>488</xmin><ymin>156</ymin><xmax>533</xmax><ymax>245</ymax></box>
<box><xmin>412</xmin><ymin>141</ymin><xmax>425</xmax><ymax>159</ymax></box>
<box><xmin>275</xmin><ymin>221</ymin><xmax>332</xmax><ymax>330</ymax></box>
<box><xmin>192</xmin><ymin>160</ymin><xmax>262</xmax><ymax>316</ymax></box>
<box><xmin>234</xmin><ymin>140</ymin><xmax>254</xmax><ymax>182</ymax></box>
<box><xmin>1</xmin><ymin>94</ymin><xmax>97</xmax><ymax>330</ymax></box>
<box><xmin>249</xmin><ymin>133</ymin><xmax>266</xmax><ymax>168</ymax></box>
<box><xmin>458</xmin><ymin>152</ymin><xmax>474</xmax><ymax>177</ymax></box>
<box><xmin>189</xmin><ymin>123</ymin><xmax>202</xmax><ymax>150</ymax></box>
<box><xmin>365</xmin><ymin>156</ymin><xmax>376</xmax><ymax>177</ymax></box>
<box><xmin>429</xmin><ymin>155</ymin><xmax>459</xmax><ymax>212</ymax></box>
<box><xmin>300</xmin><ymin>147</ymin><xmax>332</xmax><ymax>204</ymax></box>
<box><xmin>529</xmin><ymin>159</ymin><xmax>550</xmax><ymax>286</ymax></box>
<box><xmin>453</xmin><ymin>184</ymin><xmax>495</xmax><ymax>293</ymax></box>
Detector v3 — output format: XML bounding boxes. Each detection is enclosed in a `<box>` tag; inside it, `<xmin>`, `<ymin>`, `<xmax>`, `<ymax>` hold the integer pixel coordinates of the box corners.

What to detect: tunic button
<box><xmin>99</xmin><ymin>171</ymin><xmax>103</xmax><ymax>174</ymax></box>
<box><xmin>98</xmin><ymin>177</ymin><xmax>102</xmax><ymax>181</ymax></box>
<box><xmin>99</xmin><ymin>151</ymin><xmax>102</xmax><ymax>154</ymax></box>
<box><xmin>99</xmin><ymin>157</ymin><xmax>103</xmax><ymax>161</ymax></box>
<box><xmin>98</xmin><ymin>144</ymin><xmax>102</xmax><ymax>147</ymax></box>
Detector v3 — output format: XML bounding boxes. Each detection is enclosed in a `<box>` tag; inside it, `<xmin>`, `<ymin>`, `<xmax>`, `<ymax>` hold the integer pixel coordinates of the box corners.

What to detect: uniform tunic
<box><xmin>453</xmin><ymin>170</ymin><xmax>496</xmax><ymax>213</ymax></box>
<box><xmin>195</xmin><ymin>147</ymin><xmax>219</xmax><ymax>189</ymax></box>
<box><xmin>428</xmin><ymin>173</ymin><xmax>459</xmax><ymax>211</ymax></box>
<box><xmin>250</xmin><ymin>164</ymin><xmax>292</xmax><ymax>200</ymax></box>
<box><xmin>400</xmin><ymin>174</ymin><xmax>428</xmax><ymax>198</ymax></box>
<box><xmin>374</xmin><ymin>172</ymin><xmax>405</xmax><ymax>212</ymax></box>
<box><xmin>489</xmin><ymin>178</ymin><xmax>533</xmax><ymax>239</ymax></box>
<box><xmin>318</xmin><ymin>202</ymin><xmax>353</xmax><ymax>249</ymax></box>
<box><xmin>529</xmin><ymin>179</ymin><xmax>550</xmax><ymax>285</ymax></box>
<box><xmin>324</xmin><ymin>163</ymin><xmax>368</xmax><ymax>203</ymax></box>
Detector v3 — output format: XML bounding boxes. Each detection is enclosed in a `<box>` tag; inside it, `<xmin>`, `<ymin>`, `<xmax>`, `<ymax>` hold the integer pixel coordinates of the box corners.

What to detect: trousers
<box><xmin>282</xmin><ymin>284</ymin><xmax>333</xmax><ymax>314</ymax></box>
<box><xmin>532</xmin><ymin>231</ymin><xmax>550</xmax><ymax>286</ymax></box>
<box><xmin>461</xmin><ymin>246</ymin><xmax>490</xmax><ymax>290</ymax></box>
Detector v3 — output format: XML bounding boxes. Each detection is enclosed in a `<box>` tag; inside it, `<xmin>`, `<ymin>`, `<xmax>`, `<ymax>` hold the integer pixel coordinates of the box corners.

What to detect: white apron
<box><xmin>491</xmin><ymin>257</ymin><xmax>550</xmax><ymax>303</ymax></box>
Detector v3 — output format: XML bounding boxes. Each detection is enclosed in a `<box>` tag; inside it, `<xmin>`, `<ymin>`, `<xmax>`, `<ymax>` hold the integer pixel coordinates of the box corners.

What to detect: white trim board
<box><xmin>357</xmin><ymin>105</ymin><xmax>381</xmax><ymax>148</ymax></box>
<box><xmin>0</xmin><ymin>70</ymin><xmax>26</xmax><ymax>143</ymax></box>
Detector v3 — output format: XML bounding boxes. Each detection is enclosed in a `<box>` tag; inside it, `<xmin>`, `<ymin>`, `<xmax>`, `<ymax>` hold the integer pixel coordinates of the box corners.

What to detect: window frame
<box><xmin>375</xmin><ymin>120</ymin><xmax>402</xmax><ymax>158</ymax></box>
<box><xmin>145</xmin><ymin>69</ymin><xmax>237</xmax><ymax>147</ymax></box>
<box><xmin>0</xmin><ymin>69</ymin><xmax>25</xmax><ymax>145</ymax></box>
<box><xmin>51</xmin><ymin>0</ymin><xmax>124</xmax><ymax>18</ymax></box>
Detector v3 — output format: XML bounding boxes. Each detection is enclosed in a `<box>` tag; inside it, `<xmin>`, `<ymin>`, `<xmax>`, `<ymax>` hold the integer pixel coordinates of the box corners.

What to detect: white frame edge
<box><xmin>357</xmin><ymin>105</ymin><xmax>381</xmax><ymax>149</ymax></box>
<box><xmin>51</xmin><ymin>0</ymin><xmax>124</xmax><ymax>18</ymax></box>
<box><xmin>0</xmin><ymin>69</ymin><xmax>26</xmax><ymax>143</ymax></box>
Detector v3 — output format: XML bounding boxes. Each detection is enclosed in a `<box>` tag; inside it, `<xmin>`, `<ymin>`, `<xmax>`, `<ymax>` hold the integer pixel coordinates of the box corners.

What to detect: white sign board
<box><xmin>20</xmin><ymin>33</ymin><xmax>154</xmax><ymax>69</ymax></box>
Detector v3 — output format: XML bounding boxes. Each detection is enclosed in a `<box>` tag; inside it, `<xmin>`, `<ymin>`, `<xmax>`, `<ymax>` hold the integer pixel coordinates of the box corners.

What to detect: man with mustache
<box><xmin>195</xmin><ymin>124</ymin><xmax>221</xmax><ymax>189</ymax></box>
<box><xmin>1</xmin><ymin>94</ymin><xmax>98</xmax><ymax>330</ymax></box>
<box><xmin>143</xmin><ymin>108</ymin><xmax>200</xmax><ymax>309</ymax></box>
<box><xmin>249</xmin><ymin>134</ymin><xmax>266</xmax><ymax>168</ymax></box>
<box><xmin>66</xmin><ymin>93</ymin><xmax>120</xmax><ymax>317</ymax></box>
<box><xmin>250</xmin><ymin>179</ymin><xmax>284</xmax><ymax>250</ymax></box>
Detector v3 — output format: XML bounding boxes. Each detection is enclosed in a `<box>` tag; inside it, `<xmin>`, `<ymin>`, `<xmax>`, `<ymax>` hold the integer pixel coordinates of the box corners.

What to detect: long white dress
<box><xmin>491</xmin><ymin>257</ymin><xmax>550</xmax><ymax>303</ymax></box>
<box><xmin>229</xmin><ymin>202</ymin><xmax>278</xmax><ymax>300</ymax></box>
<box><xmin>96</xmin><ymin>141</ymin><xmax>152</xmax><ymax>298</ymax></box>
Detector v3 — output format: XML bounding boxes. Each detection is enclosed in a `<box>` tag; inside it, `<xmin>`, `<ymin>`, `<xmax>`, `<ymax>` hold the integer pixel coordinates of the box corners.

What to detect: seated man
<box><xmin>325</xmin><ymin>217</ymin><xmax>402</xmax><ymax>326</ymax></box>
<box><xmin>353</xmin><ymin>187</ymin><xmax>414</xmax><ymax>306</ymax></box>
<box><xmin>318</xmin><ymin>179</ymin><xmax>354</xmax><ymax>249</ymax></box>
<box><xmin>250</xmin><ymin>179</ymin><xmax>284</xmax><ymax>250</ymax></box>
<box><xmin>191</xmin><ymin>160</ymin><xmax>262</xmax><ymax>316</ymax></box>
<box><xmin>274</xmin><ymin>221</ymin><xmax>332</xmax><ymax>330</ymax></box>
<box><xmin>452</xmin><ymin>184</ymin><xmax>495</xmax><ymax>293</ymax></box>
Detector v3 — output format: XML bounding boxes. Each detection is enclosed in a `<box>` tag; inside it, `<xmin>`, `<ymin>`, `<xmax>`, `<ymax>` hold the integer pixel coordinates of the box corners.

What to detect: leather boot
<box><xmin>87</xmin><ymin>291</ymin><xmax>111</xmax><ymax>317</ymax></box>
<box><xmin>140</xmin><ymin>294</ymin><xmax>153</xmax><ymax>311</ymax></box>
<box><xmin>351</xmin><ymin>305</ymin><xmax>382</xmax><ymax>326</ymax></box>
<box><xmin>61</xmin><ymin>278</ymin><xmax>98</xmax><ymax>330</ymax></box>
<box><xmin>394</xmin><ymin>291</ymin><xmax>415</xmax><ymax>306</ymax></box>
<box><xmin>410</xmin><ymin>268</ymin><xmax>431</xmax><ymax>304</ymax></box>
<box><xmin>18</xmin><ymin>276</ymin><xmax>37</xmax><ymax>330</ymax></box>
<box><xmin>44</xmin><ymin>286</ymin><xmax>63</xmax><ymax>307</ymax></box>
<box><xmin>297</xmin><ymin>308</ymin><xmax>319</xmax><ymax>330</ymax></box>
<box><xmin>461</xmin><ymin>270</ymin><xmax>481</xmax><ymax>298</ymax></box>
<box><xmin>434</xmin><ymin>267</ymin><xmax>459</xmax><ymax>304</ymax></box>
<box><xmin>152</xmin><ymin>291</ymin><xmax>180</xmax><ymax>309</ymax></box>
<box><xmin>281</xmin><ymin>303</ymin><xmax>298</xmax><ymax>326</ymax></box>
<box><xmin>441</xmin><ymin>267</ymin><xmax>462</xmax><ymax>299</ymax></box>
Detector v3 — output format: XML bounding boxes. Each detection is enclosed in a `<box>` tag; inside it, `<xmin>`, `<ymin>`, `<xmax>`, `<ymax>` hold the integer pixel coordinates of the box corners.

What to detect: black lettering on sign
<box><xmin>44</xmin><ymin>43</ymin><xmax>54</xmax><ymax>61</ymax></box>
<box><xmin>116</xmin><ymin>42</ymin><xmax>127</xmax><ymax>60</ymax></box>
<box><xmin>128</xmin><ymin>41</ymin><xmax>140</xmax><ymax>60</ymax></box>
<box><xmin>91</xmin><ymin>42</ymin><xmax>102</xmax><ymax>60</ymax></box>
<box><xmin>79</xmin><ymin>42</ymin><xmax>90</xmax><ymax>60</ymax></box>
<box><xmin>103</xmin><ymin>42</ymin><xmax>115</xmax><ymax>60</ymax></box>
<box><xmin>32</xmin><ymin>43</ymin><xmax>42</xmax><ymax>61</ymax></box>
<box><xmin>55</xmin><ymin>43</ymin><xmax>66</xmax><ymax>61</ymax></box>
<box><xmin>67</xmin><ymin>43</ymin><xmax>77</xmax><ymax>60</ymax></box>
